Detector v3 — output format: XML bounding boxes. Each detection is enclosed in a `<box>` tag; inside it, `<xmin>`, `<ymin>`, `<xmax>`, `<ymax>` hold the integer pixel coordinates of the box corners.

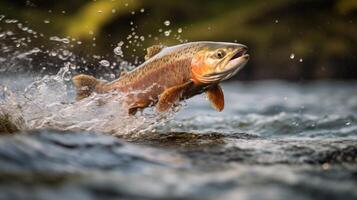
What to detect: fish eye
<box><xmin>215</xmin><ymin>50</ymin><xmax>226</xmax><ymax>59</ymax></box>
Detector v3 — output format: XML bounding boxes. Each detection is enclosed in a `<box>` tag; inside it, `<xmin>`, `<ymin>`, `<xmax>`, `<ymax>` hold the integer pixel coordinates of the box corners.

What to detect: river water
<box><xmin>0</xmin><ymin>75</ymin><xmax>356</xmax><ymax>200</ymax></box>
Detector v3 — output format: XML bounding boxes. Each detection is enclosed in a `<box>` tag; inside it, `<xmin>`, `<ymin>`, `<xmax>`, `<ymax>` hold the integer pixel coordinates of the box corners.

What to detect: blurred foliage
<box><xmin>0</xmin><ymin>0</ymin><xmax>356</xmax><ymax>80</ymax></box>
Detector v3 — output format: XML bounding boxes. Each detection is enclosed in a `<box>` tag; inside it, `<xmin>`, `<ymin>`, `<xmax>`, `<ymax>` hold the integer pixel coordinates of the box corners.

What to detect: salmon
<box><xmin>72</xmin><ymin>41</ymin><xmax>249</xmax><ymax>115</ymax></box>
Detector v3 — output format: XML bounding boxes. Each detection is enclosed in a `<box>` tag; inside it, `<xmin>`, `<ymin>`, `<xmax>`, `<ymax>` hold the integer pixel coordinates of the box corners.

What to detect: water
<box><xmin>0</xmin><ymin>16</ymin><xmax>356</xmax><ymax>200</ymax></box>
<box><xmin>0</xmin><ymin>77</ymin><xmax>356</xmax><ymax>200</ymax></box>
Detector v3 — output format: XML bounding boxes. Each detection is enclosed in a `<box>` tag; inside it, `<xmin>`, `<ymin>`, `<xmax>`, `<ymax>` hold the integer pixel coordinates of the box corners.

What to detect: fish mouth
<box><xmin>230</xmin><ymin>47</ymin><xmax>248</xmax><ymax>61</ymax></box>
<box><xmin>223</xmin><ymin>48</ymin><xmax>249</xmax><ymax>80</ymax></box>
<box><xmin>203</xmin><ymin>47</ymin><xmax>249</xmax><ymax>82</ymax></box>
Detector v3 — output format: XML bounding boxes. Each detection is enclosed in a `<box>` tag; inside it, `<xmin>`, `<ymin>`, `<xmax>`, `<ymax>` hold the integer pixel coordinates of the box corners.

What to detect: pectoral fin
<box><xmin>206</xmin><ymin>84</ymin><xmax>224</xmax><ymax>112</ymax></box>
<box><xmin>128</xmin><ymin>100</ymin><xmax>150</xmax><ymax>115</ymax></box>
<box><xmin>156</xmin><ymin>81</ymin><xmax>192</xmax><ymax>112</ymax></box>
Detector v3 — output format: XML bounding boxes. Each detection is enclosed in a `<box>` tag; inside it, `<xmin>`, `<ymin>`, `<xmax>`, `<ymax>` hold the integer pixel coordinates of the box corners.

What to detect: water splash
<box><xmin>0</xmin><ymin>16</ymin><xmax>179</xmax><ymax>136</ymax></box>
<box><xmin>0</xmin><ymin>60</ymin><xmax>176</xmax><ymax>136</ymax></box>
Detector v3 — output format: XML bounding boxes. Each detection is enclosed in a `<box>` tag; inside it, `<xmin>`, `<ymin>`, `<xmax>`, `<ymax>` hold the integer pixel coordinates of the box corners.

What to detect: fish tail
<box><xmin>72</xmin><ymin>74</ymin><xmax>103</xmax><ymax>100</ymax></box>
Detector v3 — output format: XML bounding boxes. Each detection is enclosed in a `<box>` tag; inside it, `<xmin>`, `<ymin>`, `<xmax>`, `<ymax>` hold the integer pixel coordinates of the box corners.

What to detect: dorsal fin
<box><xmin>145</xmin><ymin>45</ymin><xmax>166</xmax><ymax>60</ymax></box>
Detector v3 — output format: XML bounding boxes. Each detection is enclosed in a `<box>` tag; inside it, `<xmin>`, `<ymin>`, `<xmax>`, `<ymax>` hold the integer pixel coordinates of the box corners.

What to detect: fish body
<box><xmin>72</xmin><ymin>41</ymin><xmax>249</xmax><ymax>114</ymax></box>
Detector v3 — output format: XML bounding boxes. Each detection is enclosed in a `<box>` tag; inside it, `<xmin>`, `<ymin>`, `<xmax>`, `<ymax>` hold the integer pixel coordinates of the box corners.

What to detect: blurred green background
<box><xmin>0</xmin><ymin>0</ymin><xmax>356</xmax><ymax>80</ymax></box>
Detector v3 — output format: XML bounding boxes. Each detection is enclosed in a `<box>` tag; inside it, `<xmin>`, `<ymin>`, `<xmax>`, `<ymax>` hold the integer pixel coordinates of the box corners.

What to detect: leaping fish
<box><xmin>72</xmin><ymin>41</ymin><xmax>249</xmax><ymax>115</ymax></box>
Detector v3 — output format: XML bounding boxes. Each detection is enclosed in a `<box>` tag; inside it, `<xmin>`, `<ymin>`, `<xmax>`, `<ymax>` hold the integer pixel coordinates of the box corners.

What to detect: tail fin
<box><xmin>72</xmin><ymin>74</ymin><xmax>102</xmax><ymax>100</ymax></box>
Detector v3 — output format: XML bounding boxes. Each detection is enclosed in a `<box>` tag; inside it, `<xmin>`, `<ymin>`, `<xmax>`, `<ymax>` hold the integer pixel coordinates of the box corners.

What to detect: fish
<box><xmin>72</xmin><ymin>41</ymin><xmax>249</xmax><ymax>115</ymax></box>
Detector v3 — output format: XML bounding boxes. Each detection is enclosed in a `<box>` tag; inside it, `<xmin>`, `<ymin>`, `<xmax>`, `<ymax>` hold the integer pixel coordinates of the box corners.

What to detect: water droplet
<box><xmin>299</xmin><ymin>58</ymin><xmax>303</xmax><ymax>62</ymax></box>
<box><xmin>63</xmin><ymin>71</ymin><xmax>72</xmax><ymax>81</ymax></box>
<box><xmin>43</xmin><ymin>19</ymin><xmax>50</xmax><ymax>24</ymax></box>
<box><xmin>140</xmin><ymin>8</ymin><xmax>145</xmax><ymax>13</ymax></box>
<box><xmin>99</xmin><ymin>60</ymin><xmax>110</xmax><ymax>67</ymax></box>
<box><xmin>112</xmin><ymin>9</ymin><xmax>116</xmax><ymax>13</ymax></box>
<box><xmin>49</xmin><ymin>36</ymin><xmax>70</xmax><ymax>44</ymax></box>
<box><xmin>177</xmin><ymin>28</ymin><xmax>182</xmax><ymax>33</ymax></box>
<box><xmin>346</xmin><ymin>122</ymin><xmax>351</xmax><ymax>126</ymax></box>
<box><xmin>290</xmin><ymin>53</ymin><xmax>295</xmax><ymax>59</ymax></box>
<box><xmin>62</xmin><ymin>50</ymin><xmax>69</xmax><ymax>56</ymax></box>
<box><xmin>70</xmin><ymin>65</ymin><xmax>76</xmax><ymax>70</ymax></box>
<box><xmin>114</xmin><ymin>46</ymin><xmax>123</xmax><ymax>57</ymax></box>
<box><xmin>158</xmin><ymin>29</ymin><xmax>163</xmax><ymax>33</ymax></box>
<box><xmin>139</xmin><ymin>36</ymin><xmax>145</xmax><ymax>41</ymax></box>
<box><xmin>50</xmin><ymin>51</ymin><xmax>57</xmax><ymax>56</ymax></box>
<box><xmin>164</xmin><ymin>30</ymin><xmax>171</xmax><ymax>37</ymax></box>
<box><xmin>98</xmin><ymin>10</ymin><xmax>103</xmax><ymax>13</ymax></box>
<box><xmin>275</xmin><ymin>19</ymin><xmax>279</xmax><ymax>23</ymax></box>
<box><xmin>5</xmin><ymin>19</ymin><xmax>18</xmax><ymax>24</ymax></box>
<box><xmin>164</xmin><ymin>20</ymin><xmax>170</xmax><ymax>26</ymax></box>
<box><xmin>125</xmin><ymin>3</ymin><xmax>128</xmax><ymax>7</ymax></box>
<box><xmin>321</xmin><ymin>163</ymin><xmax>330</xmax><ymax>170</ymax></box>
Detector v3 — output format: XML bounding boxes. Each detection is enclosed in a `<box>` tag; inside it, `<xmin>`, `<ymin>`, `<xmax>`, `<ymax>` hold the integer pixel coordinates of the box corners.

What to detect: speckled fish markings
<box><xmin>72</xmin><ymin>41</ymin><xmax>249</xmax><ymax>115</ymax></box>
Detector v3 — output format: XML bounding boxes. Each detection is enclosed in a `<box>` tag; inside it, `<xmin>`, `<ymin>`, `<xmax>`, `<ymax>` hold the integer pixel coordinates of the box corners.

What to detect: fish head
<box><xmin>191</xmin><ymin>42</ymin><xmax>249</xmax><ymax>84</ymax></box>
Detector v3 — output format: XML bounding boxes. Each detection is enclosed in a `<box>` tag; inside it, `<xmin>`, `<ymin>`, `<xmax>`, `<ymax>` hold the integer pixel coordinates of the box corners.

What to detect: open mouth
<box><xmin>230</xmin><ymin>48</ymin><xmax>248</xmax><ymax>60</ymax></box>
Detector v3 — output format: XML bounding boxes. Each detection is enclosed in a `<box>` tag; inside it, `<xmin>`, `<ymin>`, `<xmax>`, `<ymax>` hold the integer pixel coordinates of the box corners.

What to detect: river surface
<box><xmin>0</xmin><ymin>76</ymin><xmax>356</xmax><ymax>200</ymax></box>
